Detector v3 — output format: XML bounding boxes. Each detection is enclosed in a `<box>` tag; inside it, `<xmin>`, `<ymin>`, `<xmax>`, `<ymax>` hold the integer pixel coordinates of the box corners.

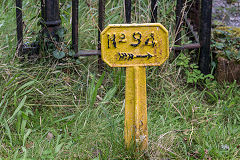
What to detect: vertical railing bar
<box><xmin>125</xmin><ymin>0</ymin><xmax>131</xmax><ymax>24</ymax></box>
<box><xmin>98</xmin><ymin>0</ymin><xmax>105</xmax><ymax>71</ymax></box>
<box><xmin>199</xmin><ymin>0</ymin><xmax>212</xmax><ymax>75</ymax></box>
<box><xmin>72</xmin><ymin>0</ymin><xmax>79</xmax><ymax>53</ymax></box>
<box><xmin>40</xmin><ymin>0</ymin><xmax>45</xmax><ymax>42</ymax></box>
<box><xmin>16</xmin><ymin>0</ymin><xmax>23</xmax><ymax>57</ymax></box>
<box><xmin>194</xmin><ymin>0</ymin><xmax>200</xmax><ymax>32</ymax></box>
<box><xmin>174</xmin><ymin>0</ymin><xmax>183</xmax><ymax>57</ymax></box>
<box><xmin>151</xmin><ymin>0</ymin><xmax>158</xmax><ymax>23</ymax></box>
<box><xmin>41</xmin><ymin>0</ymin><xmax>45</xmax><ymax>22</ymax></box>
<box><xmin>98</xmin><ymin>0</ymin><xmax>105</xmax><ymax>49</ymax></box>
<box><xmin>41</xmin><ymin>0</ymin><xmax>62</xmax><ymax>52</ymax></box>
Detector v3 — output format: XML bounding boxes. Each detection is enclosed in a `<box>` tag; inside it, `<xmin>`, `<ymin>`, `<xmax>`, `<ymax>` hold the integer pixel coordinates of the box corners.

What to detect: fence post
<box><xmin>199</xmin><ymin>0</ymin><xmax>212</xmax><ymax>74</ymax></box>
<box><xmin>98</xmin><ymin>0</ymin><xmax>106</xmax><ymax>71</ymax></box>
<box><xmin>125</xmin><ymin>0</ymin><xmax>131</xmax><ymax>24</ymax></box>
<box><xmin>41</xmin><ymin>0</ymin><xmax>61</xmax><ymax>41</ymax></box>
<box><xmin>189</xmin><ymin>0</ymin><xmax>200</xmax><ymax>32</ymax></box>
<box><xmin>72</xmin><ymin>0</ymin><xmax>79</xmax><ymax>53</ymax></box>
<box><xmin>16</xmin><ymin>0</ymin><xmax>23</xmax><ymax>57</ymax></box>
<box><xmin>151</xmin><ymin>0</ymin><xmax>158</xmax><ymax>23</ymax></box>
<box><xmin>174</xmin><ymin>0</ymin><xmax>183</xmax><ymax>57</ymax></box>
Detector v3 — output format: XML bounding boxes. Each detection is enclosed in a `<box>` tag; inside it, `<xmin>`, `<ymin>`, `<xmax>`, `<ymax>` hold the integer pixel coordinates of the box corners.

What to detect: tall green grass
<box><xmin>0</xmin><ymin>0</ymin><xmax>239</xmax><ymax>159</ymax></box>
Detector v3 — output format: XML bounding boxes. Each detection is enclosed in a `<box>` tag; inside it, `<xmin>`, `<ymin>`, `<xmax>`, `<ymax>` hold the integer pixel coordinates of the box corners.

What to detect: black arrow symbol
<box><xmin>118</xmin><ymin>52</ymin><xmax>153</xmax><ymax>61</ymax></box>
<box><xmin>136</xmin><ymin>52</ymin><xmax>153</xmax><ymax>60</ymax></box>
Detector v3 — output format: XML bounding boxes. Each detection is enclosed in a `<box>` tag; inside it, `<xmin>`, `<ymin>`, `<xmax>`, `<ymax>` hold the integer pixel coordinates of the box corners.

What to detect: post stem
<box><xmin>125</xmin><ymin>66</ymin><xmax>148</xmax><ymax>150</ymax></box>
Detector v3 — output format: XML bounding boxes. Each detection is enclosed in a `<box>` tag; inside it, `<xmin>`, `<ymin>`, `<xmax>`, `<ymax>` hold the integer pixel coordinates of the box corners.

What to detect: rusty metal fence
<box><xmin>175</xmin><ymin>0</ymin><xmax>213</xmax><ymax>74</ymax></box>
<box><xmin>15</xmin><ymin>0</ymin><xmax>212</xmax><ymax>74</ymax></box>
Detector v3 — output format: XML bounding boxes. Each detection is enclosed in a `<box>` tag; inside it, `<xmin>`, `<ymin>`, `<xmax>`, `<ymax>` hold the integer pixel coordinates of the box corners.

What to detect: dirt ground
<box><xmin>212</xmin><ymin>0</ymin><xmax>240</xmax><ymax>27</ymax></box>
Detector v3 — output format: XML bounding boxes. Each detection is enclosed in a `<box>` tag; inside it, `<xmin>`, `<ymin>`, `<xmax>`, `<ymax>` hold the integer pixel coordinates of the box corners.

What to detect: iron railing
<box><xmin>15</xmin><ymin>0</ymin><xmax>212</xmax><ymax>74</ymax></box>
<box><xmin>174</xmin><ymin>0</ymin><xmax>213</xmax><ymax>74</ymax></box>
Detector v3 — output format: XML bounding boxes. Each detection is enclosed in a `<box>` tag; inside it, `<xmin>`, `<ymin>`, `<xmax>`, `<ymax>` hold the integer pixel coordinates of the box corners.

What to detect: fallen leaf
<box><xmin>47</xmin><ymin>132</ymin><xmax>54</xmax><ymax>141</ymax></box>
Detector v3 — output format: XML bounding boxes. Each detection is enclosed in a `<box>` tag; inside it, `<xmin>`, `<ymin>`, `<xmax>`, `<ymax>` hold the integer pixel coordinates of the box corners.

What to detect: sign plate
<box><xmin>101</xmin><ymin>23</ymin><xmax>169</xmax><ymax>67</ymax></box>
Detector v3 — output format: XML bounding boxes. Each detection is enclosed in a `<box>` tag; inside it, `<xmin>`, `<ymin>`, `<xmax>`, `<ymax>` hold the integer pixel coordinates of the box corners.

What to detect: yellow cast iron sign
<box><xmin>101</xmin><ymin>23</ymin><xmax>169</xmax><ymax>151</ymax></box>
<box><xmin>101</xmin><ymin>23</ymin><xmax>169</xmax><ymax>67</ymax></box>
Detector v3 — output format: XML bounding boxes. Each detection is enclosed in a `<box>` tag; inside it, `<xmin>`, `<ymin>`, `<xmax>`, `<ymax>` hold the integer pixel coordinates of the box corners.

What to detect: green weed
<box><xmin>0</xmin><ymin>0</ymin><xmax>239</xmax><ymax>159</ymax></box>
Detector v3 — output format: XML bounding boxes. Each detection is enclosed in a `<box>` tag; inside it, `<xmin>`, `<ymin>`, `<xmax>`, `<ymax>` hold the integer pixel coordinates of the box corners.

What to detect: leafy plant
<box><xmin>212</xmin><ymin>27</ymin><xmax>240</xmax><ymax>62</ymax></box>
<box><xmin>34</xmin><ymin>24</ymin><xmax>76</xmax><ymax>60</ymax></box>
<box><xmin>53</xmin><ymin>50</ymin><xmax>65</xmax><ymax>59</ymax></box>
<box><xmin>176</xmin><ymin>53</ymin><xmax>214</xmax><ymax>84</ymax></box>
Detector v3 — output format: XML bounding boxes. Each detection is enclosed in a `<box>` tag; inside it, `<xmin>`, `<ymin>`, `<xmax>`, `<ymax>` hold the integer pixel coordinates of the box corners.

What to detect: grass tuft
<box><xmin>0</xmin><ymin>0</ymin><xmax>239</xmax><ymax>159</ymax></box>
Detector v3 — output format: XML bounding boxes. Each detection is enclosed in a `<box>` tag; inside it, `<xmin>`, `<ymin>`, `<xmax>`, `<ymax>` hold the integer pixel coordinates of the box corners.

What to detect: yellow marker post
<box><xmin>125</xmin><ymin>66</ymin><xmax>148</xmax><ymax>150</ymax></box>
<box><xmin>101</xmin><ymin>24</ymin><xmax>169</xmax><ymax>150</ymax></box>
